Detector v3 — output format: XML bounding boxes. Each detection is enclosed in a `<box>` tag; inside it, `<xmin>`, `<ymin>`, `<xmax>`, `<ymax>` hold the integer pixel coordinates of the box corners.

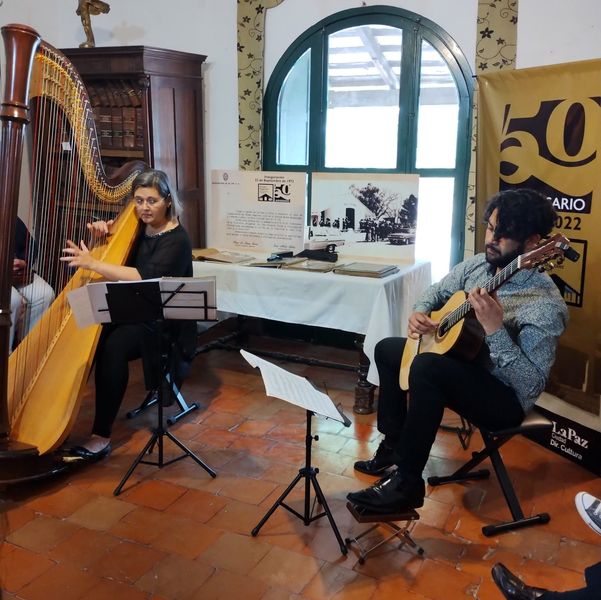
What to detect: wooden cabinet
<box><xmin>61</xmin><ymin>46</ymin><xmax>207</xmax><ymax>247</ymax></box>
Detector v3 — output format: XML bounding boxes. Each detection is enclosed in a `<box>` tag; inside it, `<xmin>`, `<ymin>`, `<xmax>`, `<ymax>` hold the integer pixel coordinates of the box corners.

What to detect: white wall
<box><xmin>0</xmin><ymin>0</ymin><xmax>239</xmax><ymax>175</ymax></box>
<box><xmin>517</xmin><ymin>0</ymin><xmax>601</xmax><ymax>68</ymax></box>
<box><xmin>2</xmin><ymin>0</ymin><xmax>601</xmax><ymax>219</ymax></box>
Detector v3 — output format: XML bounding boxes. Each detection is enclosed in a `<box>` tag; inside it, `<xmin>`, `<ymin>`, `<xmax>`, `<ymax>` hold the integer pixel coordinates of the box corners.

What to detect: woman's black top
<box><xmin>131</xmin><ymin>224</ymin><xmax>193</xmax><ymax>279</ymax></box>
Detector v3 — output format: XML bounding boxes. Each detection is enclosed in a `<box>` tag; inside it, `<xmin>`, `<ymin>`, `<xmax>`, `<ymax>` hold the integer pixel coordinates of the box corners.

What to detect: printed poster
<box><xmin>477</xmin><ymin>59</ymin><xmax>601</xmax><ymax>473</ymax></box>
<box><xmin>210</xmin><ymin>170</ymin><xmax>307</xmax><ymax>254</ymax></box>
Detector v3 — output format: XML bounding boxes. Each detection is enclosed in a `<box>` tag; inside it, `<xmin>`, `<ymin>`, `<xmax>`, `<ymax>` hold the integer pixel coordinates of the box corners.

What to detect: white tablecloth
<box><xmin>193</xmin><ymin>259</ymin><xmax>431</xmax><ymax>385</ymax></box>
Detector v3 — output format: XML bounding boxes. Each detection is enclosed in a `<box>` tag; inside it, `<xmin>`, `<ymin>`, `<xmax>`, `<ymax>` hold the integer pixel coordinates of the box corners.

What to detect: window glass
<box><xmin>325</xmin><ymin>25</ymin><xmax>402</xmax><ymax>169</ymax></box>
<box><xmin>415</xmin><ymin>177</ymin><xmax>455</xmax><ymax>281</ymax></box>
<box><xmin>415</xmin><ymin>40</ymin><xmax>459</xmax><ymax>168</ymax></box>
<box><xmin>277</xmin><ymin>49</ymin><xmax>311</xmax><ymax>165</ymax></box>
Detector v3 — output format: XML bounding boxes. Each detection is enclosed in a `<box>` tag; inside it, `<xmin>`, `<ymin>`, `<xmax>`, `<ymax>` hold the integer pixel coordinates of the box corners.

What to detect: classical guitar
<box><xmin>399</xmin><ymin>233</ymin><xmax>576</xmax><ymax>390</ymax></box>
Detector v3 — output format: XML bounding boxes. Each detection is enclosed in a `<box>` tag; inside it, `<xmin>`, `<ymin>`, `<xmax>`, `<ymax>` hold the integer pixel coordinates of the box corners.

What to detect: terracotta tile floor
<box><xmin>2</xmin><ymin>333</ymin><xmax>601</xmax><ymax>600</ymax></box>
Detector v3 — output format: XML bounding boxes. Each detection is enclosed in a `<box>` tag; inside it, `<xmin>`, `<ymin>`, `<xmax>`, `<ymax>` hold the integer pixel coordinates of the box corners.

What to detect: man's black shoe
<box><xmin>347</xmin><ymin>470</ymin><xmax>425</xmax><ymax>513</ymax></box>
<box><xmin>354</xmin><ymin>440</ymin><xmax>395</xmax><ymax>475</ymax></box>
<box><xmin>491</xmin><ymin>563</ymin><xmax>549</xmax><ymax>599</ymax></box>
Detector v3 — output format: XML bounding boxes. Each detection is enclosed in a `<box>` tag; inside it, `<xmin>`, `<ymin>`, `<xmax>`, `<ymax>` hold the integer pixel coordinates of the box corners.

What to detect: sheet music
<box><xmin>160</xmin><ymin>277</ymin><xmax>217</xmax><ymax>321</ymax></box>
<box><xmin>67</xmin><ymin>277</ymin><xmax>217</xmax><ymax>327</ymax></box>
<box><xmin>240</xmin><ymin>350</ymin><xmax>346</xmax><ymax>423</ymax></box>
<box><xmin>67</xmin><ymin>282</ymin><xmax>110</xmax><ymax>327</ymax></box>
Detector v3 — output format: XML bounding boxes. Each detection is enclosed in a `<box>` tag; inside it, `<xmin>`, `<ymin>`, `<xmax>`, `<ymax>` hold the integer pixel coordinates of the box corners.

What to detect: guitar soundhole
<box><xmin>438</xmin><ymin>322</ymin><xmax>448</xmax><ymax>337</ymax></box>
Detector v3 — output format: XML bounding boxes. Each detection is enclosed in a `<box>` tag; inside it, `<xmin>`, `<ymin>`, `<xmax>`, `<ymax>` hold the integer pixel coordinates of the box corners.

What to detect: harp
<box><xmin>0</xmin><ymin>24</ymin><xmax>144</xmax><ymax>481</ymax></box>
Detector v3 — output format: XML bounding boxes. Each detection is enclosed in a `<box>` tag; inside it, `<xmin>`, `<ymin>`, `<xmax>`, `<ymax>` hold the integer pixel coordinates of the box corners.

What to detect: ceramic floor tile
<box><xmin>249</xmin><ymin>545</ymin><xmax>323</xmax><ymax>594</ymax></box>
<box><xmin>134</xmin><ymin>553</ymin><xmax>214</xmax><ymax>599</ymax></box>
<box><xmin>198</xmin><ymin>531</ymin><xmax>272</xmax><ymax>574</ymax></box>
<box><xmin>67</xmin><ymin>495</ymin><xmax>137</xmax><ymax>531</ymax></box>
<box><xmin>148</xmin><ymin>515</ymin><xmax>224</xmax><ymax>559</ymax></box>
<box><xmin>119</xmin><ymin>479</ymin><xmax>188</xmax><ymax>510</ymax></box>
<box><xmin>410</xmin><ymin>558</ymin><xmax>481</xmax><ymax>599</ymax></box>
<box><xmin>165</xmin><ymin>488</ymin><xmax>229</xmax><ymax>523</ymax></box>
<box><xmin>6</xmin><ymin>515</ymin><xmax>80</xmax><ymax>553</ymax></box>
<box><xmin>15</xmin><ymin>563</ymin><xmax>100</xmax><ymax>600</ymax></box>
<box><xmin>89</xmin><ymin>539</ymin><xmax>165</xmax><ymax>582</ymax></box>
<box><xmin>83</xmin><ymin>578</ymin><xmax>150</xmax><ymax>600</ymax></box>
<box><xmin>303</xmin><ymin>563</ymin><xmax>376</xmax><ymax>600</ymax></box>
<box><xmin>24</xmin><ymin>484</ymin><xmax>97</xmax><ymax>518</ymax></box>
<box><xmin>0</xmin><ymin>543</ymin><xmax>55</xmax><ymax>593</ymax></box>
<box><xmin>187</xmin><ymin>568</ymin><xmax>268</xmax><ymax>600</ymax></box>
<box><xmin>48</xmin><ymin>528</ymin><xmax>120</xmax><ymax>569</ymax></box>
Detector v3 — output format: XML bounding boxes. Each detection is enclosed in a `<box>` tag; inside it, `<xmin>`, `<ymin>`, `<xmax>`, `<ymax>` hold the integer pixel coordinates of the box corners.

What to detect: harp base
<box><xmin>0</xmin><ymin>441</ymin><xmax>69</xmax><ymax>485</ymax></box>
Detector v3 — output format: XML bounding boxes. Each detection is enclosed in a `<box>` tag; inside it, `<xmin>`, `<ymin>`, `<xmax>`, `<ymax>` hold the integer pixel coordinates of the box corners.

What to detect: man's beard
<box><xmin>485</xmin><ymin>243</ymin><xmax>524</xmax><ymax>270</ymax></box>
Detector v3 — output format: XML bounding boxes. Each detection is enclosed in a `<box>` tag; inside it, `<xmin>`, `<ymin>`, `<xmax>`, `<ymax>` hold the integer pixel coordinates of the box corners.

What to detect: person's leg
<box><xmin>92</xmin><ymin>324</ymin><xmax>146</xmax><ymax>439</ymax></box>
<box><xmin>18</xmin><ymin>273</ymin><xmax>55</xmax><ymax>335</ymax></box>
<box><xmin>395</xmin><ymin>351</ymin><xmax>524</xmax><ymax>482</ymax></box>
<box><xmin>349</xmin><ymin>351</ymin><xmax>524</xmax><ymax>511</ymax></box>
<box><xmin>9</xmin><ymin>287</ymin><xmax>23</xmax><ymax>351</ymax></box>
<box><xmin>354</xmin><ymin>337</ymin><xmax>407</xmax><ymax>475</ymax></box>
<box><xmin>373</xmin><ymin>337</ymin><xmax>408</xmax><ymax>440</ymax></box>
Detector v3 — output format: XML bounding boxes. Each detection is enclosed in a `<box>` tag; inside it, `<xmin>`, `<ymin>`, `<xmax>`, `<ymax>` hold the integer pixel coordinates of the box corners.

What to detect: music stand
<box><xmin>67</xmin><ymin>277</ymin><xmax>218</xmax><ymax>495</ymax></box>
<box><xmin>241</xmin><ymin>350</ymin><xmax>351</xmax><ymax>555</ymax></box>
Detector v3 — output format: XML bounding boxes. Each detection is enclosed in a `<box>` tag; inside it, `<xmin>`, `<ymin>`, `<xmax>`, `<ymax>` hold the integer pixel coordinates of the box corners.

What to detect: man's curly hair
<box><xmin>483</xmin><ymin>188</ymin><xmax>556</xmax><ymax>243</ymax></box>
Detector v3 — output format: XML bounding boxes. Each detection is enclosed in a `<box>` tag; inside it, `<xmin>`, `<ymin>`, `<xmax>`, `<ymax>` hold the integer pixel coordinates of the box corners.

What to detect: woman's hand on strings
<box><xmin>87</xmin><ymin>219</ymin><xmax>114</xmax><ymax>236</ymax></box>
<box><xmin>60</xmin><ymin>239</ymin><xmax>96</xmax><ymax>270</ymax></box>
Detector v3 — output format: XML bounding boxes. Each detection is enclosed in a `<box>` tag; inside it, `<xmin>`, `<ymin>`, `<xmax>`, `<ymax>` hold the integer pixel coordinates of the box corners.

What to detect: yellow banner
<box><xmin>477</xmin><ymin>60</ymin><xmax>601</xmax><ymax>468</ymax></box>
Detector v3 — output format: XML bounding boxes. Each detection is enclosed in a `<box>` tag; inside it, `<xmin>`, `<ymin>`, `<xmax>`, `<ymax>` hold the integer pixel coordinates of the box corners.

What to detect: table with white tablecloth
<box><xmin>193</xmin><ymin>258</ymin><xmax>431</xmax><ymax>408</ymax></box>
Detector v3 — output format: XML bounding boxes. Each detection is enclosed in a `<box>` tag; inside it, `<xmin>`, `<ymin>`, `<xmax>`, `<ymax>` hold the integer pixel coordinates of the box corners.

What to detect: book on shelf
<box><xmin>192</xmin><ymin>248</ymin><xmax>255</xmax><ymax>264</ymax></box>
<box><xmin>122</xmin><ymin>80</ymin><xmax>143</xmax><ymax>107</ymax></box>
<box><xmin>333</xmin><ymin>262</ymin><xmax>399</xmax><ymax>278</ymax></box>
<box><xmin>282</xmin><ymin>260</ymin><xmax>338</xmax><ymax>273</ymax></box>
<box><xmin>85</xmin><ymin>82</ymin><xmax>101</xmax><ymax>108</ymax></box>
<box><xmin>110</xmin><ymin>106</ymin><xmax>123</xmax><ymax>149</ymax></box>
<box><xmin>121</xmin><ymin>106</ymin><xmax>136</xmax><ymax>149</ymax></box>
<box><xmin>134</xmin><ymin>107</ymin><xmax>145</xmax><ymax>150</ymax></box>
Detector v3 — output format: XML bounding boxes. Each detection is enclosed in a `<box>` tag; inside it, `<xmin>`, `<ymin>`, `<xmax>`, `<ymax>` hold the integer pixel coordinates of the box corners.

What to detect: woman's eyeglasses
<box><xmin>134</xmin><ymin>196</ymin><xmax>163</xmax><ymax>207</ymax></box>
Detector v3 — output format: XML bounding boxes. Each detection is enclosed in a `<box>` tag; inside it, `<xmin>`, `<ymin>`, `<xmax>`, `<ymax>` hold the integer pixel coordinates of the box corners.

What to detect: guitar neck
<box><xmin>443</xmin><ymin>257</ymin><xmax>520</xmax><ymax>331</ymax></box>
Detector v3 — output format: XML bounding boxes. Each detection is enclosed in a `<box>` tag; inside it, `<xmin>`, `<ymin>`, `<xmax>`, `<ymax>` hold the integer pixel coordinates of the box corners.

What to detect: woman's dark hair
<box><xmin>483</xmin><ymin>188</ymin><xmax>556</xmax><ymax>242</ymax></box>
<box><xmin>131</xmin><ymin>168</ymin><xmax>180</xmax><ymax>219</ymax></box>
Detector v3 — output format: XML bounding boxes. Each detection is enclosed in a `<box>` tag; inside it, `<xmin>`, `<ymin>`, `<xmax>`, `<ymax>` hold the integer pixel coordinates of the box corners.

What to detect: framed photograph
<box><xmin>310</xmin><ymin>172</ymin><xmax>419</xmax><ymax>260</ymax></box>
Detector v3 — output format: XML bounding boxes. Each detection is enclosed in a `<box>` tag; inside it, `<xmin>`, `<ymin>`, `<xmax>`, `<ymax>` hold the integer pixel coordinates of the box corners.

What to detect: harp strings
<box><xmin>8</xmin><ymin>43</ymin><xmax>120</xmax><ymax>423</ymax></box>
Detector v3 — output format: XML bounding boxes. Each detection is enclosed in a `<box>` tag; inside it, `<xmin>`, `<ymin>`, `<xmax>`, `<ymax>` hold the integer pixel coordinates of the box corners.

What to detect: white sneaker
<box><xmin>575</xmin><ymin>491</ymin><xmax>601</xmax><ymax>537</ymax></box>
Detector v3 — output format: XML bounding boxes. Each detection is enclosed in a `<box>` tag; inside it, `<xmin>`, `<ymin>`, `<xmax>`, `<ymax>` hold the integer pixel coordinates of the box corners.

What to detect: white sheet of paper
<box><xmin>66</xmin><ymin>282</ymin><xmax>110</xmax><ymax>327</ymax></box>
<box><xmin>66</xmin><ymin>277</ymin><xmax>217</xmax><ymax>327</ymax></box>
<box><xmin>160</xmin><ymin>277</ymin><xmax>217</xmax><ymax>321</ymax></box>
<box><xmin>240</xmin><ymin>350</ymin><xmax>346</xmax><ymax>423</ymax></box>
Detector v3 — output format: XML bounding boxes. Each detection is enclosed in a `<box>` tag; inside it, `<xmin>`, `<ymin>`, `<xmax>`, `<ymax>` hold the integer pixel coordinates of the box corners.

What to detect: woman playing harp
<box><xmin>60</xmin><ymin>169</ymin><xmax>193</xmax><ymax>460</ymax></box>
<box><xmin>0</xmin><ymin>23</ymin><xmax>144</xmax><ymax>475</ymax></box>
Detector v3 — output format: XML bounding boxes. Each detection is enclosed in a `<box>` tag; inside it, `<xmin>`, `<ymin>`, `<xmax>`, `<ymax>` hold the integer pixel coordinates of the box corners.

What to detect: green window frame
<box><xmin>263</xmin><ymin>6</ymin><xmax>473</xmax><ymax>268</ymax></box>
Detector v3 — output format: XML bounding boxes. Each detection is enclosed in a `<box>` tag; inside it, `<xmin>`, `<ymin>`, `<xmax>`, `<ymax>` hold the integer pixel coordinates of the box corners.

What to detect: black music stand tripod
<box><xmin>251</xmin><ymin>408</ymin><xmax>348</xmax><ymax>555</ymax></box>
<box><xmin>97</xmin><ymin>279</ymin><xmax>217</xmax><ymax>496</ymax></box>
<box><xmin>244</xmin><ymin>351</ymin><xmax>350</xmax><ymax>555</ymax></box>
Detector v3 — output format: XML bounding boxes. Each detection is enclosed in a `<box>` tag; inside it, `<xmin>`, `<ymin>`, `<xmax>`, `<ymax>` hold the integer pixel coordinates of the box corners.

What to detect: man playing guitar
<box><xmin>348</xmin><ymin>188</ymin><xmax>569</xmax><ymax>514</ymax></box>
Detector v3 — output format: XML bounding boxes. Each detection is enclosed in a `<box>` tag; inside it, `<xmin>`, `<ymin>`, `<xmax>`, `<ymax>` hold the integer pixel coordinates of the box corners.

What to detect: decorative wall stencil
<box><xmin>465</xmin><ymin>0</ymin><xmax>519</xmax><ymax>257</ymax></box>
<box><xmin>237</xmin><ymin>0</ymin><xmax>285</xmax><ymax>170</ymax></box>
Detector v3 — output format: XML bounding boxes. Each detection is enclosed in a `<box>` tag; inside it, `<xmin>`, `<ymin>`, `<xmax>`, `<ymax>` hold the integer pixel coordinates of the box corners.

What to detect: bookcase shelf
<box><xmin>61</xmin><ymin>45</ymin><xmax>207</xmax><ymax>247</ymax></box>
<box><xmin>100</xmin><ymin>149</ymin><xmax>145</xmax><ymax>159</ymax></box>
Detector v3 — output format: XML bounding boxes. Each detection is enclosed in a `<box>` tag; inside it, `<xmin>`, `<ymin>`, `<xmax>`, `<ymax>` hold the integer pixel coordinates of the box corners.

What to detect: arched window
<box><xmin>263</xmin><ymin>7</ymin><xmax>473</xmax><ymax>277</ymax></box>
